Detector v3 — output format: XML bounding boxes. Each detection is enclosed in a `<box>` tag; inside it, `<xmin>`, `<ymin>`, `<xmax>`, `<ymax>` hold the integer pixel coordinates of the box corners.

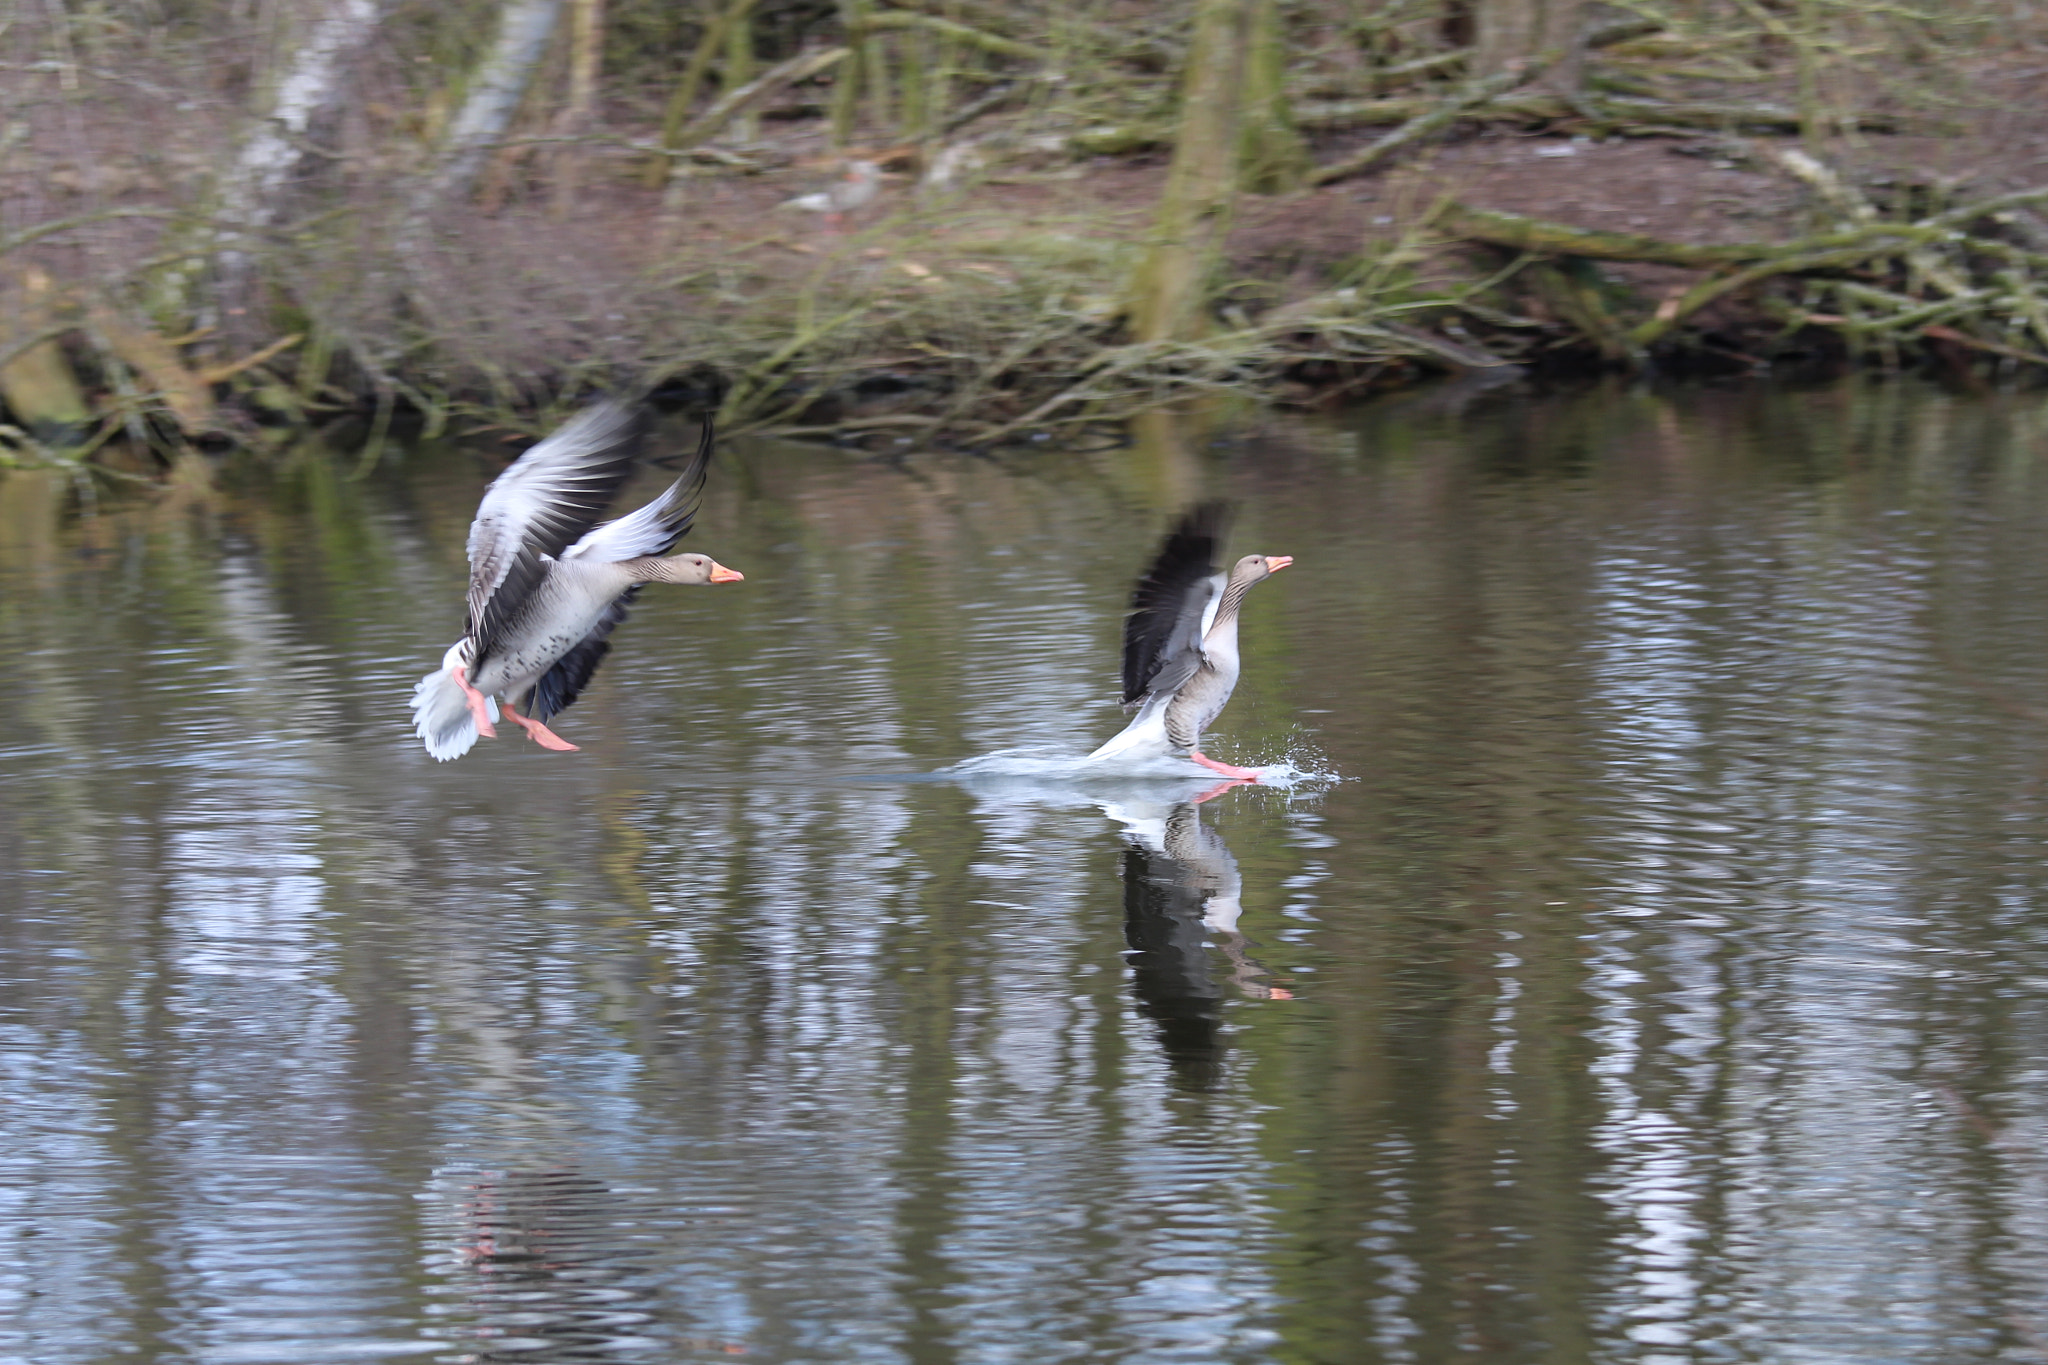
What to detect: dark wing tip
<box><xmin>1129</xmin><ymin>502</ymin><xmax>1233</xmax><ymax>608</ymax></box>
<box><xmin>656</xmin><ymin>414</ymin><xmax>717</xmax><ymax>552</ymax></box>
<box><xmin>1119</xmin><ymin>501</ymin><xmax>1236</xmax><ymax>704</ymax></box>
<box><xmin>1178</xmin><ymin>500</ymin><xmax>1235</xmax><ymax>544</ymax></box>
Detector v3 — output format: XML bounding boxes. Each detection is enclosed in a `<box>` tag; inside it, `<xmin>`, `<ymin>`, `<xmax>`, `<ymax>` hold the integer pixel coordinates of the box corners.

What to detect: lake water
<box><xmin>7</xmin><ymin>380</ymin><xmax>2048</xmax><ymax>1363</ymax></box>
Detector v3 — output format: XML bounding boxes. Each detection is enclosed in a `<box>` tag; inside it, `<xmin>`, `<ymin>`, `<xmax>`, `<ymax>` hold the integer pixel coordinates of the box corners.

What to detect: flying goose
<box><xmin>1086</xmin><ymin>503</ymin><xmax>1291</xmax><ymax>778</ymax></box>
<box><xmin>411</xmin><ymin>402</ymin><xmax>742</xmax><ymax>761</ymax></box>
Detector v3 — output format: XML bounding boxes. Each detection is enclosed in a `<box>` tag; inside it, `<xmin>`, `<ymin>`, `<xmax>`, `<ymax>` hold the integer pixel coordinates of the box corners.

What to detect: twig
<box><xmin>1630</xmin><ymin>246</ymin><xmax>1917</xmax><ymax>346</ymax></box>
<box><xmin>650</xmin><ymin>0</ymin><xmax>764</xmax><ymax>187</ymax></box>
<box><xmin>664</xmin><ymin>47</ymin><xmax>851</xmax><ymax>165</ymax></box>
<box><xmin>1308</xmin><ymin>54</ymin><xmax>1561</xmax><ymax>187</ymax></box>
<box><xmin>0</xmin><ymin>207</ymin><xmax>183</xmax><ymax>259</ymax></box>
<box><xmin>0</xmin><ymin>322</ymin><xmax>80</xmax><ymax>379</ymax></box>
<box><xmin>194</xmin><ymin>334</ymin><xmax>305</xmax><ymax>385</ymax></box>
<box><xmin>852</xmin><ymin>10</ymin><xmax>1051</xmax><ymax>64</ymax></box>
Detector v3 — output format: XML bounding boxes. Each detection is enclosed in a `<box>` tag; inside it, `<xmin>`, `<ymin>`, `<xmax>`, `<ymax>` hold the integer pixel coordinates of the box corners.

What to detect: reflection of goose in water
<box><xmin>952</xmin><ymin>768</ymin><xmax>1290</xmax><ymax>1087</ymax></box>
<box><xmin>432</xmin><ymin>1165</ymin><xmax>671</xmax><ymax>1363</ymax></box>
<box><xmin>1107</xmin><ymin>794</ymin><xmax>1289</xmax><ymax>1087</ymax></box>
<box><xmin>1087</xmin><ymin>503</ymin><xmax>1291</xmax><ymax>780</ymax></box>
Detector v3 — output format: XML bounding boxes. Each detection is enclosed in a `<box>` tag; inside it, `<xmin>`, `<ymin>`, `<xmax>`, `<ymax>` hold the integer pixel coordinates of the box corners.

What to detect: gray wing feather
<box><xmin>464</xmin><ymin>401</ymin><xmax>645</xmax><ymax>666</ymax></box>
<box><xmin>561</xmin><ymin>417</ymin><xmax>714</xmax><ymax>564</ymax></box>
<box><xmin>1122</xmin><ymin>504</ymin><xmax>1231</xmax><ymax>707</ymax></box>
<box><xmin>1133</xmin><ymin>578</ymin><xmax>1218</xmax><ymax>708</ymax></box>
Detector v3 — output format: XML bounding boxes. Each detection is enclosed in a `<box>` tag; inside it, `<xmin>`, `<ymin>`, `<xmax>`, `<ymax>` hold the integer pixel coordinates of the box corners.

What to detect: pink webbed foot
<box><xmin>1189</xmin><ymin>750</ymin><xmax>1262</xmax><ymax>781</ymax></box>
<box><xmin>501</xmin><ymin>704</ymin><xmax>579</xmax><ymax>752</ymax></box>
<box><xmin>453</xmin><ymin>666</ymin><xmax>497</xmax><ymax>738</ymax></box>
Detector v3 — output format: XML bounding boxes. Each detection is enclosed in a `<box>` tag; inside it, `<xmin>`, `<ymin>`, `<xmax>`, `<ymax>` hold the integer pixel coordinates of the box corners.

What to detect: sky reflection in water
<box><xmin>7</xmin><ymin>381</ymin><xmax>2048</xmax><ymax>1362</ymax></box>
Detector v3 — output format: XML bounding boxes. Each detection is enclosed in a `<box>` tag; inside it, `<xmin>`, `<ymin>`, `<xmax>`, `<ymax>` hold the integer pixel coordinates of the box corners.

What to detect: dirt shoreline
<box><xmin>5</xmin><ymin>40</ymin><xmax>2048</xmax><ymax>461</ymax></box>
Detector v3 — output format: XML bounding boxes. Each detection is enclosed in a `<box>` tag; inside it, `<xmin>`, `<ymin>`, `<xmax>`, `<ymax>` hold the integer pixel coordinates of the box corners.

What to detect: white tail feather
<box><xmin>411</xmin><ymin>664</ymin><xmax>497</xmax><ymax>762</ymax></box>
<box><xmin>1085</xmin><ymin>693</ymin><xmax>1174</xmax><ymax>763</ymax></box>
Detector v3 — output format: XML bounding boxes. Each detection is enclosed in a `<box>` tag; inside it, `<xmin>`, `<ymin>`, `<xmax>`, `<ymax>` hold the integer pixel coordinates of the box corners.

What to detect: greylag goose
<box><xmin>776</xmin><ymin>159</ymin><xmax>881</xmax><ymax>228</ymax></box>
<box><xmin>410</xmin><ymin>402</ymin><xmax>742</xmax><ymax>761</ymax></box>
<box><xmin>1086</xmin><ymin>503</ymin><xmax>1291</xmax><ymax>778</ymax></box>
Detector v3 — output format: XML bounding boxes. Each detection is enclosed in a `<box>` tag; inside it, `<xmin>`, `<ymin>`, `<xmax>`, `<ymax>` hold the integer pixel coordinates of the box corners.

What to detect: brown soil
<box><xmin>8</xmin><ymin>48</ymin><xmax>2048</xmax><ymax>441</ymax></box>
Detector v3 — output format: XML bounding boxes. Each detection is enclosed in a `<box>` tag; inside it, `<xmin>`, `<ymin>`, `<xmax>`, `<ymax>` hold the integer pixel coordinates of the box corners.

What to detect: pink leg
<box><xmin>500</xmin><ymin>703</ymin><xmax>579</xmax><ymax>752</ymax></box>
<box><xmin>453</xmin><ymin>666</ymin><xmax>497</xmax><ymax>738</ymax></box>
<box><xmin>1189</xmin><ymin>750</ymin><xmax>1262</xmax><ymax>781</ymax></box>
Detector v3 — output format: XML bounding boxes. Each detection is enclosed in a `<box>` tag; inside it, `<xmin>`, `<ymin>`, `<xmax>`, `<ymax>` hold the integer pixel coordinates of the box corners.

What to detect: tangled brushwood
<box><xmin>3</xmin><ymin>0</ymin><xmax>2048</xmax><ymax>467</ymax></box>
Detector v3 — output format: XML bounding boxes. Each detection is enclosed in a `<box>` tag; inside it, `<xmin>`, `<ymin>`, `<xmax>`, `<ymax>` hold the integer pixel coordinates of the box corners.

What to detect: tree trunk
<box><xmin>1473</xmin><ymin>0</ymin><xmax>1581</xmax><ymax>75</ymax></box>
<box><xmin>832</xmin><ymin>0</ymin><xmax>871</xmax><ymax>145</ymax></box>
<box><xmin>648</xmin><ymin>0</ymin><xmax>762</xmax><ymax>187</ymax></box>
<box><xmin>211</xmin><ymin>0</ymin><xmax>384</xmax><ymax>319</ymax></box>
<box><xmin>725</xmin><ymin>9</ymin><xmax>758</xmax><ymax>143</ymax></box>
<box><xmin>551</xmin><ymin>0</ymin><xmax>605</xmax><ymax>217</ymax></box>
<box><xmin>413</xmin><ymin>0</ymin><xmax>565</xmax><ymax>213</ymax></box>
<box><xmin>1237</xmin><ymin>0</ymin><xmax>1306</xmax><ymax>193</ymax></box>
<box><xmin>1126</xmin><ymin>0</ymin><xmax>1248</xmax><ymax>344</ymax></box>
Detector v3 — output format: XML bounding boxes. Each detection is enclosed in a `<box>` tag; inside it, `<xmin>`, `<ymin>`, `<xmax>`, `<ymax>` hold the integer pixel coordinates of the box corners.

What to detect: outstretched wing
<box><xmin>523</xmin><ymin>588</ymin><xmax>641</xmax><ymax>723</ymax></box>
<box><xmin>518</xmin><ymin>418</ymin><xmax>715</xmax><ymax>723</ymax></box>
<box><xmin>465</xmin><ymin>401</ymin><xmax>645</xmax><ymax>665</ymax></box>
<box><xmin>561</xmin><ymin>416</ymin><xmax>714</xmax><ymax>563</ymax></box>
<box><xmin>1121</xmin><ymin>503</ymin><xmax>1231</xmax><ymax>706</ymax></box>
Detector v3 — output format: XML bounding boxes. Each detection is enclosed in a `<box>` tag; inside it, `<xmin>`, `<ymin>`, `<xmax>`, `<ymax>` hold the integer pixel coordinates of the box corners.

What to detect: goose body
<box><xmin>1086</xmin><ymin>503</ymin><xmax>1290</xmax><ymax>779</ymax></box>
<box><xmin>776</xmin><ymin>159</ymin><xmax>882</xmax><ymax>226</ymax></box>
<box><xmin>411</xmin><ymin>402</ymin><xmax>741</xmax><ymax>761</ymax></box>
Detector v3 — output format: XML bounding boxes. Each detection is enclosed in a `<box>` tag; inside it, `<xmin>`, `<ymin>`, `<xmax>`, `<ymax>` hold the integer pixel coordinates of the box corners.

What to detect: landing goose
<box><xmin>1086</xmin><ymin>503</ymin><xmax>1291</xmax><ymax>778</ymax></box>
<box><xmin>411</xmin><ymin>402</ymin><xmax>742</xmax><ymax>761</ymax></box>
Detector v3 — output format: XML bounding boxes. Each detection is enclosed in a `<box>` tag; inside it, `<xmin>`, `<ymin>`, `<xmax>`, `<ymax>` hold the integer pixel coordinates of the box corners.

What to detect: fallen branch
<box><xmin>1071</xmin><ymin>123</ymin><xmax>1172</xmax><ymax>156</ymax></box>
<box><xmin>1293</xmin><ymin>48</ymin><xmax>1472</xmax><ymax>101</ymax></box>
<box><xmin>86</xmin><ymin>303</ymin><xmax>215</xmax><ymax>432</ymax></box>
<box><xmin>647</xmin><ymin>0</ymin><xmax>760</xmax><ymax>188</ymax></box>
<box><xmin>1296</xmin><ymin>90</ymin><xmax>1566</xmax><ymax>135</ymax></box>
<box><xmin>852</xmin><ymin>10</ymin><xmax>1050</xmax><ymax>64</ymax></box>
<box><xmin>1628</xmin><ymin>245</ymin><xmax>1894</xmax><ymax>346</ymax></box>
<box><xmin>1931</xmin><ymin>188</ymin><xmax>2048</xmax><ymax>230</ymax></box>
<box><xmin>1434</xmin><ymin>202</ymin><xmax>1764</xmax><ymax>265</ymax></box>
<box><xmin>1920</xmin><ymin>323</ymin><xmax>2048</xmax><ymax>367</ymax></box>
<box><xmin>1432</xmin><ymin>200</ymin><xmax>1941</xmax><ymax>267</ymax></box>
<box><xmin>0</xmin><ymin>207</ymin><xmax>182</xmax><ymax>260</ymax></box>
<box><xmin>195</xmin><ymin>333</ymin><xmax>305</xmax><ymax>385</ymax></box>
<box><xmin>0</xmin><ymin>321</ymin><xmax>78</xmax><ymax>378</ymax></box>
<box><xmin>1291</xmin><ymin>92</ymin><xmax>1936</xmax><ymax>140</ymax></box>
<box><xmin>663</xmin><ymin>47</ymin><xmax>851</xmax><ymax>160</ymax></box>
<box><xmin>1308</xmin><ymin>54</ymin><xmax>1561</xmax><ymax>187</ymax></box>
<box><xmin>1588</xmin><ymin>95</ymin><xmax>1915</xmax><ymax>135</ymax></box>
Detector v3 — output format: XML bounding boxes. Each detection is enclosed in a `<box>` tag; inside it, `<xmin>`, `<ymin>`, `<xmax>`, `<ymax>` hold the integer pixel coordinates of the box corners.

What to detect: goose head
<box><xmin>643</xmin><ymin>552</ymin><xmax>744</xmax><ymax>585</ymax></box>
<box><xmin>1229</xmin><ymin>553</ymin><xmax>1292</xmax><ymax>585</ymax></box>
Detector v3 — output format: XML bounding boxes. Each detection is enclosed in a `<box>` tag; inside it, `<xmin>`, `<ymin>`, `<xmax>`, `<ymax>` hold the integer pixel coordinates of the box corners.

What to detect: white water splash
<box><xmin>941</xmin><ymin>745</ymin><xmax>1336</xmax><ymax>792</ymax></box>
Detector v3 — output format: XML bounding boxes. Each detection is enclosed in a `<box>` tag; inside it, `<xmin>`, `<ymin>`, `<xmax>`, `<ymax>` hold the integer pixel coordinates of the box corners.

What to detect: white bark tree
<box><xmin>412</xmin><ymin>0</ymin><xmax>566</xmax><ymax>215</ymax></box>
<box><xmin>215</xmin><ymin>0</ymin><xmax>386</xmax><ymax>297</ymax></box>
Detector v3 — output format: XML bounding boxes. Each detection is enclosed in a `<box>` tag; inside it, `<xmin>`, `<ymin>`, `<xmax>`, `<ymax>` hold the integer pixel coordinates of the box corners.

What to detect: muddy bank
<box><xmin>4</xmin><ymin>2</ymin><xmax>2048</xmax><ymax>465</ymax></box>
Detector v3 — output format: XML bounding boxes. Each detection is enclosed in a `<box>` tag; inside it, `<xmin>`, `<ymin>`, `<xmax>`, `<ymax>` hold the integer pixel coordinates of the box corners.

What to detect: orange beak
<box><xmin>708</xmin><ymin>561</ymin><xmax>744</xmax><ymax>584</ymax></box>
<box><xmin>1266</xmin><ymin>555</ymin><xmax>1294</xmax><ymax>573</ymax></box>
